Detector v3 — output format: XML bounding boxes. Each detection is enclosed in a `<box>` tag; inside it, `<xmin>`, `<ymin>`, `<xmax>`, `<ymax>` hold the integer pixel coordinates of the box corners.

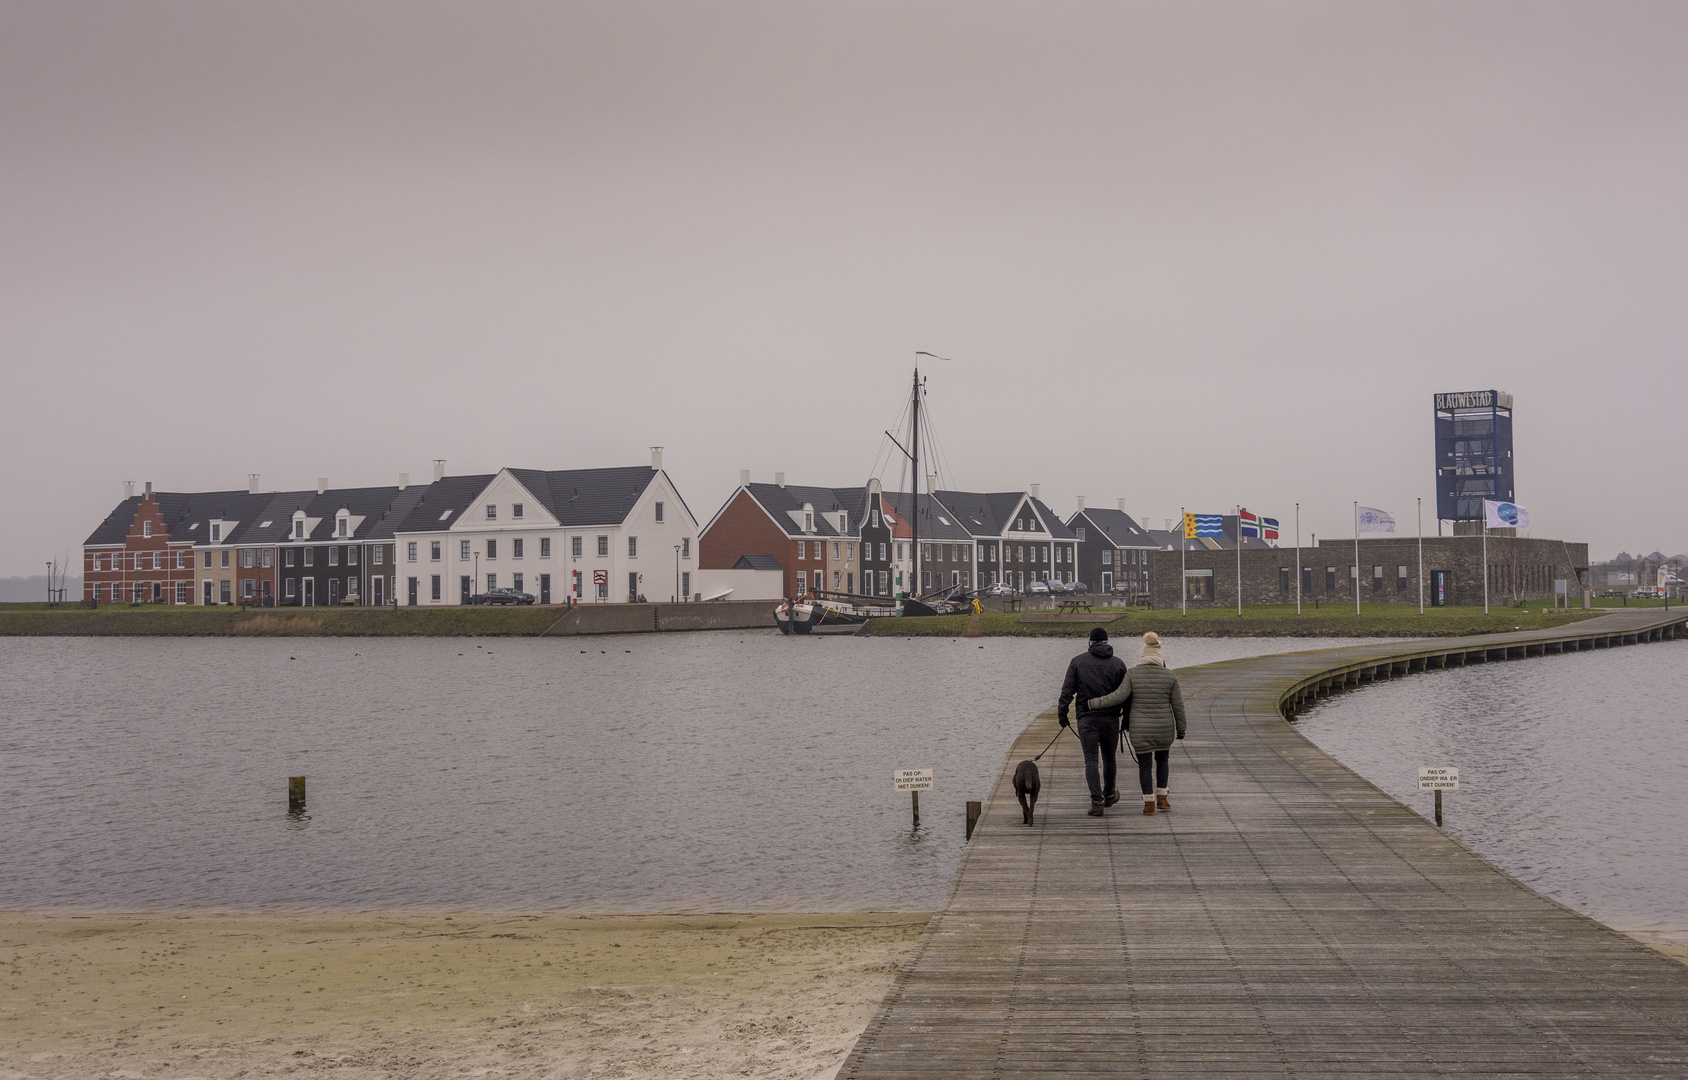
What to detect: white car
<box><xmin>1027</xmin><ymin>580</ymin><xmax>1051</xmax><ymax>595</ymax></box>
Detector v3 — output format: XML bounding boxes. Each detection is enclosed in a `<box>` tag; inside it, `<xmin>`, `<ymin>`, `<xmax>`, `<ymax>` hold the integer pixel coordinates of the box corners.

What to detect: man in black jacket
<box><xmin>1057</xmin><ymin>627</ymin><xmax>1129</xmax><ymax>816</ymax></box>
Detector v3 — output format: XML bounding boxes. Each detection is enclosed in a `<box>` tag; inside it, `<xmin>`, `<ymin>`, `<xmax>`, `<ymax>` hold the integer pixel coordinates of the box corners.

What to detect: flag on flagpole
<box><xmin>1483</xmin><ymin>500</ymin><xmax>1529</xmax><ymax>529</ymax></box>
<box><xmin>1184</xmin><ymin>513</ymin><xmax>1224</xmax><ymax>538</ymax></box>
<box><xmin>1261</xmin><ymin>516</ymin><xmax>1280</xmax><ymax>542</ymax></box>
<box><xmin>1356</xmin><ymin>506</ymin><xmax>1396</xmax><ymax>534</ymax></box>
<box><xmin>1238</xmin><ymin>508</ymin><xmax>1261</xmax><ymax>538</ymax></box>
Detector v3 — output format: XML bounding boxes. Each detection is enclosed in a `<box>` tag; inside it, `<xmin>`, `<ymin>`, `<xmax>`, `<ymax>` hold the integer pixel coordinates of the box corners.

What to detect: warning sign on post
<box><xmin>893</xmin><ymin>769</ymin><xmax>933</xmax><ymax>792</ymax></box>
<box><xmin>1417</xmin><ymin>766</ymin><xmax>1459</xmax><ymax>790</ymax></box>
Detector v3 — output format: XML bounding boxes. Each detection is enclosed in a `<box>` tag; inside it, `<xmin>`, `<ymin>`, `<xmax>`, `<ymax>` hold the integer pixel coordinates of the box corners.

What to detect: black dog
<box><xmin>1012</xmin><ymin>759</ymin><xmax>1041</xmax><ymax>825</ymax></box>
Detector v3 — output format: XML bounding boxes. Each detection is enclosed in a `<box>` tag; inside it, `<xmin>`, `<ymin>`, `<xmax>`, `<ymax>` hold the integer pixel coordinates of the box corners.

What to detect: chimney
<box><xmin>1076</xmin><ymin>495</ymin><xmax>1085</xmax><ymax>512</ymax></box>
<box><xmin>317</xmin><ymin>477</ymin><xmax>327</xmax><ymax>495</ymax></box>
<box><xmin>776</xmin><ymin>472</ymin><xmax>786</xmax><ymax>488</ymax></box>
<box><xmin>398</xmin><ymin>472</ymin><xmax>409</xmax><ymax>491</ymax></box>
<box><xmin>248</xmin><ymin>473</ymin><xmax>260</xmax><ymax>495</ymax></box>
<box><xmin>1030</xmin><ymin>483</ymin><xmax>1040</xmax><ymax>501</ymax></box>
<box><xmin>433</xmin><ymin>459</ymin><xmax>446</xmax><ymax>482</ymax></box>
<box><xmin>650</xmin><ymin>446</ymin><xmax>663</xmax><ymax>471</ymax></box>
<box><xmin>1118</xmin><ymin>498</ymin><xmax>1127</xmax><ymax>514</ymax></box>
<box><xmin>124</xmin><ymin>481</ymin><xmax>135</xmax><ymax>499</ymax></box>
<box><xmin>927</xmin><ymin>473</ymin><xmax>938</xmax><ymax>492</ymax></box>
<box><xmin>144</xmin><ymin>481</ymin><xmax>153</xmax><ymax>496</ymax></box>
<box><xmin>739</xmin><ymin>469</ymin><xmax>751</xmax><ymax>487</ymax></box>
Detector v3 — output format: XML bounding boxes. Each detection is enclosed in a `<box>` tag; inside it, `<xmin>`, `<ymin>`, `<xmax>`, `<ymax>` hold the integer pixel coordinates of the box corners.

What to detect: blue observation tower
<box><xmin>1433</xmin><ymin>389</ymin><xmax>1514</xmax><ymax>529</ymax></box>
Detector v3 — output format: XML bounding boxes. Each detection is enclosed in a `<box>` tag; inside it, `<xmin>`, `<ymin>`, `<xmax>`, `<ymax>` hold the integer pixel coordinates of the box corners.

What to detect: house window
<box><xmin>572</xmin><ymin>536</ymin><xmax>583</xmax><ymax>557</ymax></box>
<box><xmin>175</xmin><ymin>581</ymin><xmax>188</xmax><ymax>604</ymax></box>
<box><xmin>682</xmin><ymin>571</ymin><xmax>690</xmax><ymax>597</ymax></box>
<box><xmin>294</xmin><ymin>520</ymin><xmax>303</xmax><ymax>538</ymax></box>
<box><xmin>879</xmin><ymin>544</ymin><xmax>887</xmax><ymax>561</ymax></box>
<box><xmin>220</xmin><ymin>580</ymin><xmax>231</xmax><ymax>604</ymax></box>
<box><xmin>846</xmin><ymin>543</ymin><xmax>854</xmax><ymax>560</ymax></box>
<box><xmin>348</xmin><ymin>547</ymin><xmax>357</xmax><ymax>566</ymax></box>
<box><xmin>328</xmin><ymin>547</ymin><xmax>339</xmax><ymax>567</ymax></box>
<box><xmin>285</xmin><ymin>578</ymin><xmax>296</xmax><ymax>598</ymax></box>
<box><xmin>487</xmin><ymin>573</ymin><xmax>497</xmax><ymax>591</ymax></box>
<box><xmin>832</xmin><ymin>542</ymin><xmax>840</xmax><ymax>560</ymax></box>
<box><xmin>1075</xmin><ymin>527</ymin><xmax>1084</xmax><ymax>542</ymax></box>
<box><xmin>431</xmin><ymin>575</ymin><xmax>441</xmax><ymax>601</ymax></box>
<box><xmin>262</xmin><ymin>549</ymin><xmax>274</xmax><ymax>568</ymax></box>
<box><xmin>211</xmin><ymin>523</ymin><xmax>221</xmax><ymax>542</ymax></box>
<box><xmin>513</xmin><ymin>573</ymin><xmax>523</xmax><ymax>592</ymax></box>
<box><xmin>1102</xmin><ymin>550</ymin><xmax>1112</xmax><ymax>565</ymax></box>
<box><xmin>486</xmin><ymin>539</ymin><xmax>497</xmax><ymax>559</ymax></box>
<box><xmin>597</xmin><ymin>577</ymin><xmax>608</xmax><ymax>599</ymax></box>
<box><xmin>540</xmin><ymin>537</ymin><xmax>551</xmax><ymax>558</ymax></box>
<box><xmin>486</xmin><ymin>504</ymin><xmax>497</xmax><ymax>520</ymax></box>
<box><xmin>797</xmin><ymin>571</ymin><xmax>808</xmax><ymax>593</ymax></box>
<box><xmin>513</xmin><ymin>538</ymin><xmax>524</xmax><ymax>559</ymax></box>
<box><xmin>1325</xmin><ymin>566</ymin><xmax>1336</xmax><ymax>593</ymax></box>
<box><xmin>1303</xmin><ymin>566</ymin><xmax>1314</xmax><ymax>594</ymax></box>
<box><xmin>833</xmin><ymin>570</ymin><xmax>841</xmax><ymax>588</ymax></box>
<box><xmin>337</xmin><ymin>518</ymin><xmax>348</xmax><ymax>537</ymax></box>
<box><xmin>304</xmin><ymin>548</ymin><xmax>314</xmax><ymax>567</ymax></box>
<box><xmin>922</xmin><ymin>570</ymin><xmax>931</xmax><ymax>589</ymax></box>
<box><xmin>242</xmin><ymin>580</ymin><xmax>256</xmax><ymax>599</ymax></box>
<box><xmin>798</xmin><ymin>543</ymin><xmax>806</xmax><ymax>561</ymax></box>
<box><xmin>597</xmin><ymin>535</ymin><xmax>609</xmax><ymax>557</ymax></box>
<box><xmin>681</xmin><ymin>538</ymin><xmax>690</xmax><ymax>558</ymax></box>
<box><xmin>1280</xmin><ymin>567</ymin><xmax>1291</xmax><ymax>593</ymax></box>
<box><xmin>143</xmin><ymin>521</ymin><xmax>152</xmax><ymax>538</ymax></box>
<box><xmin>1372</xmin><ymin>565</ymin><xmax>1384</xmax><ymax>592</ymax></box>
<box><xmin>408</xmin><ymin>542</ymin><xmax>418</xmax><ymax>562</ymax></box>
<box><xmin>628</xmin><ymin>536</ymin><xmax>638</xmax><ymax>558</ymax></box>
<box><xmin>513</xmin><ymin>503</ymin><xmax>523</xmax><ymax>519</ymax></box>
<box><xmin>457</xmin><ymin>540</ymin><xmax>468</xmax><ymax>560</ymax></box>
<box><xmin>1398</xmin><ymin>565</ymin><xmax>1410</xmax><ymax>593</ymax></box>
<box><xmin>655</xmin><ymin>502</ymin><xmax>664</xmax><ymax>523</ymax></box>
<box><xmin>878</xmin><ymin>570</ymin><xmax>888</xmax><ymax>593</ymax></box>
<box><xmin>285</xmin><ymin>549</ymin><xmax>296</xmax><ymax>567</ymax></box>
<box><xmin>221</xmin><ymin>550</ymin><xmax>230</xmax><ymax>568</ymax></box>
<box><xmin>372</xmin><ymin>546</ymin><xmax>382</xmax><ymax>566</ymax></box>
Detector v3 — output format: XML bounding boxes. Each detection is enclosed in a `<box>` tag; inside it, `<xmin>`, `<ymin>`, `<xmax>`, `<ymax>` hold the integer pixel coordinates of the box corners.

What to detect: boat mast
<box><xmin>910</xmin><ymin>366</ymin><xmax>920</xmax><ymax>600</ymax></box>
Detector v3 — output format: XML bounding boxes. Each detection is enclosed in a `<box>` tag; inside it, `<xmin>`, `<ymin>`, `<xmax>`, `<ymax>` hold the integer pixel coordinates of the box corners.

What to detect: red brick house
<box><xmin>82</xmin><ymin>482</ymin><xmax>203</xmax><ymax>604</ymax></box>
<box><xmin>700</xmin><ymin>476</ymin><xmax>870</xmax><ymax>599</ymax></box>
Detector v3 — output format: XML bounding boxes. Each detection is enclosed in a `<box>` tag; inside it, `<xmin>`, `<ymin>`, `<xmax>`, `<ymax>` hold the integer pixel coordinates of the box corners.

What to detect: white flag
<box><xmin>1355</xmin><ymin>506</ymin><xmax>1396</xmax><ymax>534</ymax></box>
<box><xmin>1484</xmin><ymin>500</ymin><xmax>1529</xmax><ymax>529</ymax></box>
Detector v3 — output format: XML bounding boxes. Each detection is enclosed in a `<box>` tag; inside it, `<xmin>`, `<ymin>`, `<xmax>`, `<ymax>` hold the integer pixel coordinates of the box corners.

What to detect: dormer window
<box><xmin>804</xmin><ymin>512</ymin><xmax>813</xmax><ymax>531</ymax></box>
<box><xmin>211</xmin><ymin>523</ymin><xmax>221</xmax><ymax>542</ymax></box>
<box><xmin>337</xmin><ymin>517</ymin><xmax>348</xmax><ymax>537</ymax></box>
<box><xmin>293</xmin><ymin>520</ymin><xmax>304</xmax><ymax>539</ymax></box>
<box><xmin>486</xmin><ymin>504</ymin><xmax>497</xmax><ymax>520</ymax></box>
<box><xmin>513</xmin><ymin>503</ymin><xmax>524</xmax><ymax>519</ymax></box>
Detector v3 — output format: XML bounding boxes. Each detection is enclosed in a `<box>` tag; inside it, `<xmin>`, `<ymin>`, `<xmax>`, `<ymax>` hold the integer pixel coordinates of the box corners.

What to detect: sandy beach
<box><xmin>0</xmin><ymin>910</ymin><xmax>929</xmax><ymax>1080</ymax></box>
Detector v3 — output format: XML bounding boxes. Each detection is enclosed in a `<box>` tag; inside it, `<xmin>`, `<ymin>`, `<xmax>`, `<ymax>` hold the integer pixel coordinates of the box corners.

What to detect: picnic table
<box><xmin>1056</xmin><ymin>598</ymin><xmax>1094</xmax><ymax>614</ymax></box>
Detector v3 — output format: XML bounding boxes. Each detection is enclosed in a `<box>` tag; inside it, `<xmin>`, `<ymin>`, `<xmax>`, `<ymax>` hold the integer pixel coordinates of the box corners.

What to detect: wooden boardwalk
<box><xmin>843</xmin><ymin>609</ymin><xmax>1688</xmax><ymax>1078</ymax></box>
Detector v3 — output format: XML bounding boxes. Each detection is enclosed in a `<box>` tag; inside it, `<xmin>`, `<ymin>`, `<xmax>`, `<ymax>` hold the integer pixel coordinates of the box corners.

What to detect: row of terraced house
<box><xmin>82</xmin><ymin>454</ymin><xmax>1169</xmax><ymax>607</ymax></box>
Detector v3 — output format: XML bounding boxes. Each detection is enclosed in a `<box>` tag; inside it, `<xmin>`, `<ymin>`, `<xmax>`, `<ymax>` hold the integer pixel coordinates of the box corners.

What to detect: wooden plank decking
<box><xmin>842</xmin><ymin>609</ymin><xmax>1688</xmax><ymax>1078</ymax></box>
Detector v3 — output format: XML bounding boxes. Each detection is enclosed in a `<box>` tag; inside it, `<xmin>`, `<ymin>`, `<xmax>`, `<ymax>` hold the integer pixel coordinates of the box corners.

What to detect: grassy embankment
<box><xmin>862</xmin><ymin>602</ymin><xmax>1612</xmax><ymax>638</ymax></box>
<box><xmin>0</xmin><ymin>602</ymin><xmax>564</xmax><ymax>636</ymax></box>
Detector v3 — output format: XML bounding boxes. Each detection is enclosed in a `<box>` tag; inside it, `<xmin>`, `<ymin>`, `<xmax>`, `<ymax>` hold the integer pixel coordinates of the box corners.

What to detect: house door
<box><xmin>203</xmin><ymin>580</ymin><xmax>213</xmax><ymax>605</ymax></box>
<box><xmin>408</xmin><ymin>577</ymin><xmax>418</xmax><ymax>605</ymax></box>
<box><xmin>371</xmin><ymin>577</ymin><xmax>383</xmax><ymax>606</ymax></box>
<box><xmin>629</xmin><ymin>572</ymin><xmax>639</xmax><ymax>601</ymax></box>
<box><xmin>328</xmin><ymin>579</ymin><xmax>339</xmax><ymax>605</ymax></box>
<box><xmin>303</xmin><ymin>579</ymin><xmax>315</xmax><ymax>606</ymax></box>
<box><xmin>460</xmin><ymin>576</ymin><xmax>472</xmax><ymax>604</ymax></box>
<box><xmin>540</xmin><ymin>574</ymin><xmax>551</xmax><ymax>604</ymax></box>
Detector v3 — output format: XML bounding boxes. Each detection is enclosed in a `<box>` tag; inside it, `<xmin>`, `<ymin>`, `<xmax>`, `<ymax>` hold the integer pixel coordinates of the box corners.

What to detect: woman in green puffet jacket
<box><xmin>1087</xmin><ymin>631</ymin><xmax>1186</xmax><ymax>815</ymax></box>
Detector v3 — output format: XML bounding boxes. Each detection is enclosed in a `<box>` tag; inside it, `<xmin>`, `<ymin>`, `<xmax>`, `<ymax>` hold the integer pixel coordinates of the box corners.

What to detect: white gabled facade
<box><xmin>394</xmin><ymin>452</ymin><xmax>701</xmax><ymax>606</ymax></box>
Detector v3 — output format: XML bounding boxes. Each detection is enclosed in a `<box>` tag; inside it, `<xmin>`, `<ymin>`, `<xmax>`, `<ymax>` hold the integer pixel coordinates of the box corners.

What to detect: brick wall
<box><xmin>700</xmin><ymin>490</ymin><xmax>797</xmax><ymax>597</ymax></box>
<box><xmin>1150</xmin><ymin>536</ymin><xmax>1590</xmax><ymax>609</ymax></box>
<box><xmin>83</xmin><ymin>492</ymin><xmax>195</xmax><ymax>604</ymax></box>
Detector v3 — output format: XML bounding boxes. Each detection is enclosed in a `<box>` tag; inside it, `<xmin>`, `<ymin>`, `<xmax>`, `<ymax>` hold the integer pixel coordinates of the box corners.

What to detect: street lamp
<box><xmin>473</xmin><ymin>550</ymin><xmax>479</xmax><ymax>604</ymax></box>
<box><xmin>674</xmin><ymin>543</ymin><xmax>681</xmax><ymax>603</ymax></box>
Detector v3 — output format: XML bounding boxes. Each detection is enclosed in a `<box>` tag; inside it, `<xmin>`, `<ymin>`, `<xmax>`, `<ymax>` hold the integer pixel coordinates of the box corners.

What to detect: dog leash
<box><xmin>1034</xmin><ymin>722</ymin><xmax>1071</xmax><ymax>761</ymax></box>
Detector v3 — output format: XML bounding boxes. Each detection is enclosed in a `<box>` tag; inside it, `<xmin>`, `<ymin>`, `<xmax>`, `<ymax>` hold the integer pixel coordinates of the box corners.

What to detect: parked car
<box><xmin>982</xmin><ymin>582</ymin><xmax>1015</xmax><ymax>597</ymax></box>
<box><xmin>468</xmin><ymin>587</ymin><xmax>536</xmax><ymax>606</ymax></box>
<box><xmin>1027</xmin><ymin>580</ymin><xmax>1051</xmax><ymax>595</ymax></box>
<box><xmin>1068</xmin><ymin>581</ymin><xmax>1089</xmax><ymax>594</ymax></box>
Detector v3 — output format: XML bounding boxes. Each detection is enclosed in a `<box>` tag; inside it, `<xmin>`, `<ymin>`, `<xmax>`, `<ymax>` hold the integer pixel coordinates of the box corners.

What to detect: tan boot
<box><xmin>1142</xmin><ymin>799</ymin><xmax>1155</xmax><ymax>815</ymax></box>
<box><xmin>1156</xmin><ymin>792</ymin><xmax>1171</xmax><ymax>811</ymax></box>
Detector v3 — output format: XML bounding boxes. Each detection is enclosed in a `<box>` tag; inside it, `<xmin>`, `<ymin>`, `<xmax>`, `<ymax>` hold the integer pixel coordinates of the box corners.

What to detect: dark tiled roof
<box><xmin>395</xmin><ymin>466</ymin><xmax>669</xmax><ymax>534</ymax></box>
<box><xmin>390</xmin><ymin>474</ymin><xmax>498</xmax><ymax>534</ymax></box>
<box><xmin>733</xmin><ymin>554</ymin><xmax>784</xmax><ymax>571</ymax></box>
<box><xmin>1027</xmin><ymin>497</ymin><xmax>1077</xmax><ymax>540</ymax></box>
<box><xmin>1072</xmin><ymin>508</ymin><xmax>1156</xmax><ymax>548</ymax></box>
<box><xmin>932</xmin><ymin>490</ymin><xmax>1075</xmax><ymax>539</ymax></box>
<box><xmin>883</xmin><ymin>491</ymin><xmax>973</xmax><ymax>542</ymax></box>
<box><xmin>740</xmin><ymin>483</ymin><xmax>866</xmax><ymax>538</ymax></box>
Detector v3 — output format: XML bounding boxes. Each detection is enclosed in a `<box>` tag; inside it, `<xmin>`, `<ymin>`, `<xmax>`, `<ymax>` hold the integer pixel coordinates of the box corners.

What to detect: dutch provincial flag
<box><xmin>1185</xmin><ymin>513</ymin><xmax>1225</xmax><ymax>538</ymax></box>
<box><xmin>1238</xmin><ymin>509</ymin><xmax>1260</xmax><ymax>537</ymax></box>
<box><xmin>1261</xmin><ymin>516</ymin><xmax>1280</xmax><ymax>542</ymax></box>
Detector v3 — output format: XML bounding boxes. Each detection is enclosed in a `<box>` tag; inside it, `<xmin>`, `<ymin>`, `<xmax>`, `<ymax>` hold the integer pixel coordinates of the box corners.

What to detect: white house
<box><xmin>391</xmin><ymin>449</ymin><xmax>700</xmax><ymax>605</ymax></box>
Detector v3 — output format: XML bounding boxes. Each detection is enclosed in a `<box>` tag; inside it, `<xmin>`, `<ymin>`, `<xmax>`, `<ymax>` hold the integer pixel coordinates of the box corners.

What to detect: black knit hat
<box><xmin>1089</xmin><ymin>627</ymin><xmax>1108</xmax><ymax>643</ymax></box>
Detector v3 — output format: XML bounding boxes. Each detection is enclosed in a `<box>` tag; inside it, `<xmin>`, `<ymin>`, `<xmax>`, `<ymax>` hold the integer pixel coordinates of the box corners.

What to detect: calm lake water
<box><xmin>0</xmin><ymin>632</ymin><xmax>1323</xmax><ymax>913</ymax></box>
<box><xmin>1296</xmin><ymin>637</ymin><xmax>1688</xmax><ymax>933</ymax></box>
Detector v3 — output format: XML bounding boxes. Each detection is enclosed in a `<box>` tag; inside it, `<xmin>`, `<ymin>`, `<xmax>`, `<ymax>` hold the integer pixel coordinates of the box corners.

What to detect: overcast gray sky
<box><xmin>4</xmin><ymin>1</ymin><xmax>1684</xmax><ymax>575</ymax></box>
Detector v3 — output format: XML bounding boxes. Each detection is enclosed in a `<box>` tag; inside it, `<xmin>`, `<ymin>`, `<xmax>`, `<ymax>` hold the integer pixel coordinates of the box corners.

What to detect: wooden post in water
<box><xmin>289</xmin><ymin>776</ymin><xmax>306</xmax><ymax>813</ymax></box>
<box><xmin>965</xmin><ymin>800</ymin><xmax>982</xmax><ymax>841</ymax></box>
<box><xmin>1434</xmin><ymin>788</ymin><xmax>1443</xmax><ymax>827</ymax></box>
<box><xmin>911</xmin><ymin>790</ymin><xmax>920</xmax><ymax>829</ymax></box>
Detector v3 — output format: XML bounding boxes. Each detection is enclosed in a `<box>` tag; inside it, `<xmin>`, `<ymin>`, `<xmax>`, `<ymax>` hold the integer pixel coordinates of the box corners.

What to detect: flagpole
<box><xmin>1482</xmin><ymin>511</ymin><xmax>1489</xmax><ymax>615</ymax></box>
<box><xmin>1417</xmin><ymin>497</ymin><xmax>1424</xmax><ymax>615</ymax></box>
<box><xmin>1181</xmin><ymin>507</ymin><xmax>1187</xmax><ymax>617</ymax></box>
<box><xmin>1295</xmin><ymin>502</ymin><xmax>1302</xmax><ymax>616</ymax></box>
<box><xmin>1236</xmin><ymin>504</ymin><xmax>1243</xmax><ymax>616</ymax></box>
<box><xmin>1353</xmin><ymin>501</ymin><xmax>1361</xmax><ymax>616</ymax></box>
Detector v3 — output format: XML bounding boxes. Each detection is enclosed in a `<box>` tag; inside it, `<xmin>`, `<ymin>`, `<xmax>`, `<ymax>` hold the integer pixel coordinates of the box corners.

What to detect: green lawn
<box><xmin>0</xmin><ymin>603</ymin><xmax>567</xmax><ymax>636</ymax></box>
<box><xmin>860</xmin><ymin>602</ymin><xmax>1609</xmax><ymax>639</ymax></box>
